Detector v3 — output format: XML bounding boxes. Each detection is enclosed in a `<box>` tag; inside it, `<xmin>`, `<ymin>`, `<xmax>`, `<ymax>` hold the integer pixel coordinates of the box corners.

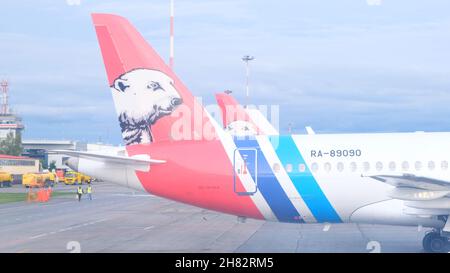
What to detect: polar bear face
<box><xmin>111</xmin><ymin>68</ymin><xmax>183</xmax><ymax>145</ymax></box>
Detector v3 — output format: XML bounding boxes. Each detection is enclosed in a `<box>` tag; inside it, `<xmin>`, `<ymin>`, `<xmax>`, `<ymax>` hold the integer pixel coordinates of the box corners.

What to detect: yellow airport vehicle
<box><xmin>22</xmin><ymin>173</ymin><xmax>46</xmax><ymax>188</ymax></box>
<box><xmin>42</xmin><ymin>172</ymin><xmax>56</xmax><ymax>183</ymax></box>
<box><xmin>64</xmin><ymin>171</ymin><xmax>91</xmax><ymax>185</ymax></box>
<box><xmin>81</xmin><ymin>173</ymin><xmax>92</xmax><ymax>184</ymax></box>
<box><xmin>63</xmin><ymin>171</ymin><xmax>78</xmax><ymax>185</ymax></box>
<box><xmin>0</xmin><ymin>171</ymin><xmax>13</xmax><ymax>188</ymax></box>
<box><xmin>22</xmin><ymin>172</ymin><xmax>55</xmax><ymax>188</ymax></box>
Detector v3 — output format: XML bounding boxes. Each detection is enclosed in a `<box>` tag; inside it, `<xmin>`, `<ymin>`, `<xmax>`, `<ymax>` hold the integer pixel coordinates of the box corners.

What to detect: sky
<box><xmin>1</xmin><ymin>0</ymin><xmax>450</xmax><ymax>145</ymax></box>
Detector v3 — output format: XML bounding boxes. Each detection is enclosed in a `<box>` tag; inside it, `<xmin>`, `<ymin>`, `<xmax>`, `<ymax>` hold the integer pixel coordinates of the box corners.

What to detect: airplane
<box><xmin>58</xmin><ymin>13</ymin><xmax>450</xmax><ymax>253</ymax></box>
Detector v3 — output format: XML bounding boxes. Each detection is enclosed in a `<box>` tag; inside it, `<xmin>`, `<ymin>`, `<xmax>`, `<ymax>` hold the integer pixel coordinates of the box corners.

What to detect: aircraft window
<box><xmin>363</xmin><ymin>162</ymin><xmax>370</xmax><ymax>172</ymax></box>
<box><xmin>286</xmin><ymin>164</ymin><xmax>293</xmax><ymax>173</ymax></box>
<box><xmin>298</xmin><ymin>164</ymin><xmax>306</xmax><ymax>173</ymax></box>
<box><xmin>389</xmin><ymin>161</ymin><xmax>396</xmax><ymax>171</ymax></box>
<box><xmin>324</xmin><ymin>162</ymin><xmax>331</xmax><ymax>172</ymax></box>
<box><xmin>311</xmin><ymin>163</ymin><xmax>319</xmax><ymax>172</ymax></box>
<box><xmin>272</xmin><ymin>163</ymin><xmax>281</xmax><ymax>173</ymax></box>
<box><xmin>375</xmin><ymin>161</ymin><xmax>382</xmax><ymax>171</ymax></box>
<box><xmin>337</xmin><ymin>162</ymin><xmax>344</xmax><ymax>172</ymax></box>
<box><xmin>349</xmin><ymin>162</ymin><xmax>357</xmax><ymax>172</ymax></box>
<box><xmin>441</xmin><ymin>161</ymin><xmax>448</xmax><ymax>170</ymax></box>
<box><xmin>428</xmin><ymin>161</ymin><xmax>435</xmax><ymax>170</ymax></box>
<box><xmin>402</xmin><ymin>161</ymin><xmax>409</xmax><ymax>171</ymax></box>
<box><xmin>415</xmin><ymin>161</ymin><xmax>422</xmax><ymax>171</ymax></box>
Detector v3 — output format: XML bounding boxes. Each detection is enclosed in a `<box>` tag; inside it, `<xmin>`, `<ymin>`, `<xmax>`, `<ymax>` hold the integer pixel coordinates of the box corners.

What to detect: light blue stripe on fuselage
<box><xmin>234</xmin><ymin>138</ymin><xmax>304</xmax><ymax>223</ymax></box>
<box><xmin>270</xmin><ymin>136</ymin><xmax>342</xmax><ymax>223</ymax></box>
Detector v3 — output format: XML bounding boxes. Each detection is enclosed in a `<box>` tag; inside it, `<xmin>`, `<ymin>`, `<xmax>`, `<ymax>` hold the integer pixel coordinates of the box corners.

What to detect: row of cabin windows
<box><xmin>272</xmin><ymin>160</ymin><xmax>449</xmax><ymax>174</ymax></box>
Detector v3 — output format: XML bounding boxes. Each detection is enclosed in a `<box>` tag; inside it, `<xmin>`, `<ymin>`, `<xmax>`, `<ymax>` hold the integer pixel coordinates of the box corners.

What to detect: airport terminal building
<box><xmin>22</xmin><ymin>140</ymin><xmax>121</xmax><ymax>169</ymax></box>
<box><xmin>0</xmin><ymin>154</ymin><xmax>39</xmax><ymax>175</ymax></box>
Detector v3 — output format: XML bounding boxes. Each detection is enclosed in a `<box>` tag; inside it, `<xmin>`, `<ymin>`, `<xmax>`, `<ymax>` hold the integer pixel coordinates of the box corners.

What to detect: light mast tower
<box><xmin>0</xmin><ymin>80</ymin><xmax>24</xmax><ymax>139</ymax></box>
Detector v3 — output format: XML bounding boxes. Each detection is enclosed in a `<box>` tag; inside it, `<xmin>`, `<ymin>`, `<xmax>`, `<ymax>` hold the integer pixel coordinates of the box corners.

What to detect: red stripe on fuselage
<box><xmin>126</xmin><ymin>140</ymin><xmax>264</xmax><ymax>220</ymax></box>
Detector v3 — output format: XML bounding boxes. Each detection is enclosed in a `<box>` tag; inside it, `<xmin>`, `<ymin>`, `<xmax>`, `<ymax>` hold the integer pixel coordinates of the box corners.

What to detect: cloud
<box><xmin>1</xmin><ymin>0</ymin><xmax>450</xmax><ymax>143</ymax></box>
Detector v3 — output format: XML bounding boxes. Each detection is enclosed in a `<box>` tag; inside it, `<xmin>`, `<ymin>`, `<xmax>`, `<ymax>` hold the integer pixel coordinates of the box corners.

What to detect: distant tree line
<box><xmin>0</xmin><ymin>131</ymin><xmax>22</xmax><ymax>156</ymax></box>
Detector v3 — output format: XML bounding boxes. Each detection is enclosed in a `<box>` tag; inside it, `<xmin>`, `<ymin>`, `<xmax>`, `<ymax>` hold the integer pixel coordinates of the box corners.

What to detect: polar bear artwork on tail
<box><xmin>111</xmin><ymin>69</ymin><xmax>183</xmax><ymax>145</ymax></box>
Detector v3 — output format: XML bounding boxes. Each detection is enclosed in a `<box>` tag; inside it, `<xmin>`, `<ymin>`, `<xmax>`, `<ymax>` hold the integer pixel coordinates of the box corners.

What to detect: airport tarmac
<box><xmin>0</xmin><ymin>182</ymin><xmax>438</xmax><ymax>253</ymax></box>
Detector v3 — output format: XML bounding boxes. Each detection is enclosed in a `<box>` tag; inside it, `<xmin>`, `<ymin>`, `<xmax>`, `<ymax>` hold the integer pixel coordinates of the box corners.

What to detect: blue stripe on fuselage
<box><xmin>234</xmin><ymin>138</ymin><xmax>303</xmax><ymax>223</ymax></box>
<box><xmin>270</xmin><ymin>136</ymin><xmax>342</xmax><ymax>223</ymax></box>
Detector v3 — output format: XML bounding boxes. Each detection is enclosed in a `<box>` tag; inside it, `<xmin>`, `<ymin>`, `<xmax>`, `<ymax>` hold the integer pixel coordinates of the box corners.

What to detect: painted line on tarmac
<box><xmin>323</xmin><ymin>223</ymin><xmax>331</xmax><ymax>232</ymax></box>
<box><xmin>29</xmin><ymin>233</ymin><xmax>49</xmax><ymax>240</ymax></box>
<box><xmin>28</xmin><ymin>218</ymin><xmax>108</xmax><ymax>240</ymax></box>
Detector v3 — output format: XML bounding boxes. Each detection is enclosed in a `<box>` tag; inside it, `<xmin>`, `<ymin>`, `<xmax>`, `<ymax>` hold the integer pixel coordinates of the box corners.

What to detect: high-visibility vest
<box><xmin>87</xmin><ymin>187</ymin><xmax>92</xmax><ymax>194</ymax></box>
<box><xmin>77</xmin><ymin>188</ymin><xmax>83</xmax><ymax>194</ymax></box>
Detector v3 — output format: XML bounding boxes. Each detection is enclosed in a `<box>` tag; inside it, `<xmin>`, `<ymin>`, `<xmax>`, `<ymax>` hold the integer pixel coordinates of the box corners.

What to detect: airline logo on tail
<box><xmin>93</xmin><ymin>13</ymin><xmax>212</xmax><ymax>145</ymax></box>
<box><xmin>112</xmin><ymin>68</ymin><xmax>183</xmax><ymax>145</ymax></box>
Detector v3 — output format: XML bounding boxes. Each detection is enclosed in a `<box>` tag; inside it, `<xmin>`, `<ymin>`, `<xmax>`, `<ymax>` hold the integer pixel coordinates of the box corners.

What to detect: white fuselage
<box><xmin>290</xmin><ymin>132</ymin><xmax>449</xmax><ymax>228</ymax></box>
<box><xmin>70</xmin><ymin>131</ymin><xmax>449</xmax><ymax>229</ymax></box>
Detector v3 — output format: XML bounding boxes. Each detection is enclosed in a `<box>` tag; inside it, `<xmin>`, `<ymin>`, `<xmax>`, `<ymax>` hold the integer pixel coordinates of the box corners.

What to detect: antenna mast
<box><xmin>169</xmin><ymin>0</ymin><xmax>175</xmax><ymax>70</ymax></box>
<box><xmin>0</xmin><ymin>80</ymin><xmax>9</xmax><ymax>115</ymax></box>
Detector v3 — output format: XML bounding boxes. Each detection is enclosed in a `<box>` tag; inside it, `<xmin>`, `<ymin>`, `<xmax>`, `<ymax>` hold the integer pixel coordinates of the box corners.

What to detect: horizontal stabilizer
<box><xmin>363</xmin><ymin>173</ymin><xmax>450</xmax><ymax>191</ymax></box>
<box><xmin>53</xmin><ymin>150</ymin><xmax>166</xmax><ymax>165</ymax></box>
<box><xmin>388</xmin><ymin>187</ymin><xmax>450</xmax><ymax>201</ymax></box>
<box><xmin>365</xmin><ymin>173</ymin><xmax>450</xmax><ymax>214</ymax></box>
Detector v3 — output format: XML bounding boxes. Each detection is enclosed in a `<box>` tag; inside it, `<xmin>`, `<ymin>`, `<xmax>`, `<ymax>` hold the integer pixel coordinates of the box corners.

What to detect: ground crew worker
<box><xmin>87</xmin><ymin>184</ymin><xmax>92</xmax><ymax>200</ymax></box>
<box><xmin>77</xmin><ymin>186</ymin><xmax>83</xmax><ymax>202</ymax></box>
